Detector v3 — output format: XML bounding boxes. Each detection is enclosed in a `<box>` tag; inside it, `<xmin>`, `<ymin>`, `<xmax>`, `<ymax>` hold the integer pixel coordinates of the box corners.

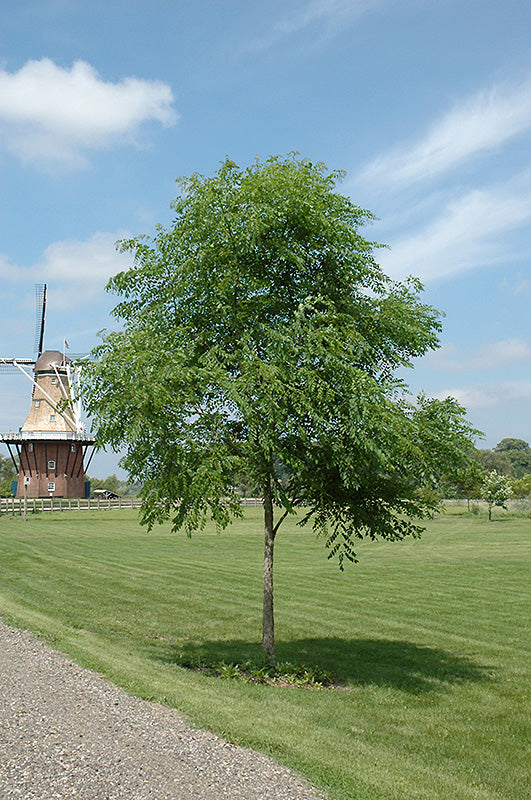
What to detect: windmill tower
<box><xmin>0</xmin><ymin>284</ymin><xmax>95</xmax><ymax>498</ymax></box>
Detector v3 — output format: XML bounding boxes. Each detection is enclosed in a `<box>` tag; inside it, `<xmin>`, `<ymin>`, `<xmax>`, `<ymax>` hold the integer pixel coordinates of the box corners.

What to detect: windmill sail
<box><xmin>0</xmin><ymin>359</ymin><xmax>35</xmax><ymax>374</ymax></box>
<box><xmin>34</xmin><ymin>283</ymin><xmax>47</xmax><ymax>356</ymax></box>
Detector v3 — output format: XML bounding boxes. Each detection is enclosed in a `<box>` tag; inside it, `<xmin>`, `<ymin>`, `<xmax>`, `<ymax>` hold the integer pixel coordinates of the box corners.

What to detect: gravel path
<box><xmin>0</xmin><ymin>620</ymin><xmax>326</xmax><ymax>799</ymax></box>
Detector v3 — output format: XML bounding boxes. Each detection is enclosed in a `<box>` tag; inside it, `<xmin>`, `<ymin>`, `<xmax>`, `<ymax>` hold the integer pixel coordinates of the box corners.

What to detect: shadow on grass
<box><xmin>157</xmin><ymin>637</ymin><xmax>493</xmax><ymax>693</ymax></box>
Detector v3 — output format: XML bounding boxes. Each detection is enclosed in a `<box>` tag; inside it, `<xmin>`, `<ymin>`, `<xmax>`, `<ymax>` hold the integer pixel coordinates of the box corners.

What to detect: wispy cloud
<box><xmin>359</xmin><ymin>78</ymin><xmax>531</xmax><ymax>187</ymax></box>
<box><xmin>377</xmin><ymin>183</ymin><xmax>531</xmax><ymax>281</ymax></box>
<box><xmin>0</xmin><ymin>59</ymin><xmax>177</xmax><ymax>167</ymax></box>
<box><xmin>514</xmin><ymin>279</ymin><xmax>531</xmax><ymax>295</ymax></box>
<box><xmin>0</xmin><ymin>231</ymin><xmax>131</xmax><ymax>306</ymax></box>
<box><xmin>471</xmin><ymin>339</ymin><xmax>531</xmax><ymax>370</ymax></box>
<box><xmin>438</xmin><ymin>380</ymin><xmax>531</xmax><ymax>409</ymax></box>
<box><xmin>424</xmin><ymin>339</ymin><xmax>531</xmax><ymax>373</ymax></box>
<box><xmin>277</xmin><ymin>0</ymin><xmax>386</xmax><ymax>35</ymax></box>
<box><xmin>245</xmin><ymin>0</ymin><xmax>387</xmax><ymax>52</ymax></box>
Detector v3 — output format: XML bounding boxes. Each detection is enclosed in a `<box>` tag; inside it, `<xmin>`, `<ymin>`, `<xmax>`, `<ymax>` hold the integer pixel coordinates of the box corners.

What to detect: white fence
<box><xmin>0</xmin><ymin>496</ymin><xmax>264</xmax><ymax>516</ymax></box>
<box><xmin>0</xmin><ymin>496</ymin><xmax>143</xmax><ymax>515</ymax></box>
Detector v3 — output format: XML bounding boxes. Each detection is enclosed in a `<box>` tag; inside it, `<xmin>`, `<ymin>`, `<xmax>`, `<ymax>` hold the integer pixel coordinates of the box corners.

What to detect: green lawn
<box><xmin>0</xmin><ymin>506</ymin><xmax>529</xmax><ymax>800</ymax></box>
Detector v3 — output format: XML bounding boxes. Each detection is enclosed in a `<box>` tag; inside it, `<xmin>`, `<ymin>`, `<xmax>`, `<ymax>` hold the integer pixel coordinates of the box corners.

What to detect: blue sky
<box><xmin>1</xmin><ymin>0</ymin><xmax>530</xmax><ymax>478</ymax></box>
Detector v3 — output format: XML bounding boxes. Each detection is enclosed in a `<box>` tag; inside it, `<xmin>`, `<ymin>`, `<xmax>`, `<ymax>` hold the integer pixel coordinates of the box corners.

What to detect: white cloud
<box><xmin>0</xmin><ymin>252</ymin><xmax>17</xmax><ymax>275</ymax></box>
<box><xmin>438</xmin><ymin>380</ymin><xmax>531</xmax><ymax>409</ymax></box>
<box><xmin>278</xmin><ymin>0</ymin><xmax>385</xmax><ymax>34</ymax></box>
<box><xmin>360</xmin><ymin>79</ymin><xmax>531</xmax><ymax>187</ymax></box>
<box><xmin>472</xmin><ymin>339</ymin><xmax>531</xmax><ymax>370</ymax></box>
<box><xmin>0</xmin><ymin>231</ymin><xmax>131</xmax><ymax>307</ymax></box>
<box><xmin>377</xmin><ymin>184</ymin><xmax>531</xmax><ymax>281</ymax></box>
<box><xmin>245</xmin><ymin>0</ymin><xmax>387</xmax><ymax>51</ymax></box>
<box><xmin>0</xmin><ymin>59</ymin><xmax>177</xmax><ymax>167</ymax></box>
<box><xmin>424</xmin><ymin>339</ymin><xmax>531</xmax><ymax>373</ymax></box>
<box><xmin>40</xmin><ymin>232</ymin><xmax>130</xmax><ymax>284</ymax></box>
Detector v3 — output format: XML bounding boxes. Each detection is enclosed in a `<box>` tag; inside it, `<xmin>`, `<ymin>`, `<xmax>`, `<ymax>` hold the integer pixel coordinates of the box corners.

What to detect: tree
<box><xmin>481</xmin><ymin>471</ymin><xmax>512</xmax><ymax>521</ymax></box>
<box><xmin>232</xmin><ymin>466</ymin><xmax>260</xmax><ymax>498</ymax></box>
<box><xmin>440</xmin><ymin>461</ymin><xmax>485</xmax><ymax>509</ymax></box>
<box><xmin>494</xmin><ymin>438</ymin><xmax>530</xmax><ymax>452</ymax></box>
<box><xmin>83</xmin><ymin>155</ymin><xmax>480</xmax><ymax>662</ymax></box>
<box><xmin>474</xmin><ymin>449</ymin><xmax>514</xmax><ymax>477</ymax></box>
<box><xmin>511</xmin><ymin>474</ymin><xmax>531</xmax><ymax>499</ymax></box>
<box><xmin>89</xmin><ymin>474</ymin><xmax>122</xmax><ymax>494</ymax></box>
<box><xmin>0</xmin><ymin>452</ymin><xmax>17</xmax><ymax>497</ymax></box>
<box><xmin>493</xmin><ymin>439</ymin><xmax>531</xmax><ymax>479</ymax></box>
<box><xmin>87</xmin><ymin>474</ymin><xmax>141</xmax><ymax>496</ymax></box>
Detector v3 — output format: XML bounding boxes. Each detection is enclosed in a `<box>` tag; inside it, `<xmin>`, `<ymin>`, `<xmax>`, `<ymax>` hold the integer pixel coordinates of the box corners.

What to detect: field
<box><xmin>0</xmin><ymin>506</ymin><xmax>529</xmax><ymax>800</ymax></box>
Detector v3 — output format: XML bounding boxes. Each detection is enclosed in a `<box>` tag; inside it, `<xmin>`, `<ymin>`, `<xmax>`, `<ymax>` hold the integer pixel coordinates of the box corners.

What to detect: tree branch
<box><xmin>273</xmin><ymin>496</ymin><xmax>299</xmax><ymax>537</ymax></box>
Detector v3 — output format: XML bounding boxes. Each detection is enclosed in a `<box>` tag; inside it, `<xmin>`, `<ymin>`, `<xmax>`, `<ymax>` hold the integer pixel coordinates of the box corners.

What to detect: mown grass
<box><xmin>0</xmin><ymin>505</ymin><xmax>529</xmax><ymax>800</ymax></box>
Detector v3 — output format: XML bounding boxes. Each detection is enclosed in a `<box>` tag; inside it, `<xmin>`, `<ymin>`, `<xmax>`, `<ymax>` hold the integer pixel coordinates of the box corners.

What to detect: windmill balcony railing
<box><xmin>0</xmin><ymin>430</ymin><xmax>95</xmax><ymax>443</ymax></box>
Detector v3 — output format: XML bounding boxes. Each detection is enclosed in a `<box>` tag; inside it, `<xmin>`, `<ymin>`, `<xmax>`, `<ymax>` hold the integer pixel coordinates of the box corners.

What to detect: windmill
<box><xmin>0</xmin><ymin>284</ymin><xmax>95</xmax><ymax>498</ymax></box>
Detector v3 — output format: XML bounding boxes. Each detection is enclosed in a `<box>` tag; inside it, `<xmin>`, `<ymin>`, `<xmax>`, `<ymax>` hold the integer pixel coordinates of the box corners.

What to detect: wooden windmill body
<box><xmin>0</xmin><ymin>285</ymin><xmax>95</xmax><ymax>498</ymax></box>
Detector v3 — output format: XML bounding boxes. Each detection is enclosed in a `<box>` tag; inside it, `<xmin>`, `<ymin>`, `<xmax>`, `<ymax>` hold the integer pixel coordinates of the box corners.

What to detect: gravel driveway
<box><xmin>0</xmin><ymin>620</ymin><xmax>326</xmax><ymax>799</ymax></box>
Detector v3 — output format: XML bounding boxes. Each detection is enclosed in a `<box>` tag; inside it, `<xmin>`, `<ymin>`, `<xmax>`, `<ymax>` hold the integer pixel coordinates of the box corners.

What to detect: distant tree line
<box><xmin>475</xmin><ymin>438</ymin><xmax>531</xmax><ymax>479</ymax></box>
<box><xmin>437</xmin><ymin>438</ymin><xmax>531</xmax><ymax>515</ymax></box>
<box><xmin>87</xmin><ymin>474</ymin><xmax>142</xmax><ymax>497</ymax></box>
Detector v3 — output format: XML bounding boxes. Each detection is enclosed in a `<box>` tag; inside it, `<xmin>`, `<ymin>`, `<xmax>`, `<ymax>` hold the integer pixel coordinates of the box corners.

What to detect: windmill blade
<box><xmin>0</xmin><ymin>363</ymin><xmax>24</xmax><ymax>374</ymax></box>
<box><xmin>0</xmin><ymin>358</ymin><xmax>36</xmax><ymax>374</ymax></box>
<box><xmin>34</xmin><ymin>283</ymin><xmax>47</xmax><ymax>356</ymax></box>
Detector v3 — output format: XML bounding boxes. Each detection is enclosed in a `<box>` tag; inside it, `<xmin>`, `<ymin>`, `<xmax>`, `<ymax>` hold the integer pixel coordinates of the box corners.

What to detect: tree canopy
<box><xmin>0</xmin><ymin>452</ymin><xmax>17</xmax><ymax>497</ymax></box>
<box><xmin>494</xmin><ymin>439</ymin><xmax>531</xmax><ymax>478</ymax></box>
<box><xmin>494</xmin><ymin>438</ymin><xmax>530</xmax><ymax>453</ymax></box>
<box><xmin>475</xmin><ymin>449</ymin><xmax>514</xmax><ymax>477</ymax></box>
<box><xmin>510</xmin><ymin>473</ymin><xmax>531</xmax><ymax>499</ymax></box>
<box><xmin>476</xmin><ymin>439</ymin><xmax>531</xmax><ymax>479</ymax></box>
<box><xmin>83</xmin><ymin>155</ymin><xmax>480</xmax><ymax>660</ymax></box>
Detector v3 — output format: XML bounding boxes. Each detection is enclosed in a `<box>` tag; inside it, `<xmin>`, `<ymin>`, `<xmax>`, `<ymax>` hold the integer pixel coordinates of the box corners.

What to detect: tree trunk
<box><xmin>262</xmin><ymin>473</ymin><xmax>276</xmax><ymax>663</ymax></box>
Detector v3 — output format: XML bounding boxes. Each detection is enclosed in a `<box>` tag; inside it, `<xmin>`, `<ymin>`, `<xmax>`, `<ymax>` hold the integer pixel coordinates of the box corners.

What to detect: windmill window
<box><xmin>71</xmin><ymin>444</ymin><xmax>76</xmax><ymax>452</ymax></box>
<box><xmin>35</xmin><ymin>400</ymin><xmax>40</xmax><ymax>407</ymax></box>
<box><xmin>28</xmin><ymin>443</ymin><xmax>34</xmax><ymax>452</ymax></box>
<box><xmin>51</xmin><ymin>377</ymin><xmax>57</xmax><ymax>385</ymax></box>
<box><xmin>48</xmin><ymin>460</ymin><xmax>56</xmax><ymax>470</ymax></box>
<box><xmin>49</xmin><ymin>414</ymin><xmax>56</xmax><ymax>422</ymax></box>
<box><xmin>48</xmin><ymin>482</ymin><xmax>55</xmax><ymax>492</ymax></box>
